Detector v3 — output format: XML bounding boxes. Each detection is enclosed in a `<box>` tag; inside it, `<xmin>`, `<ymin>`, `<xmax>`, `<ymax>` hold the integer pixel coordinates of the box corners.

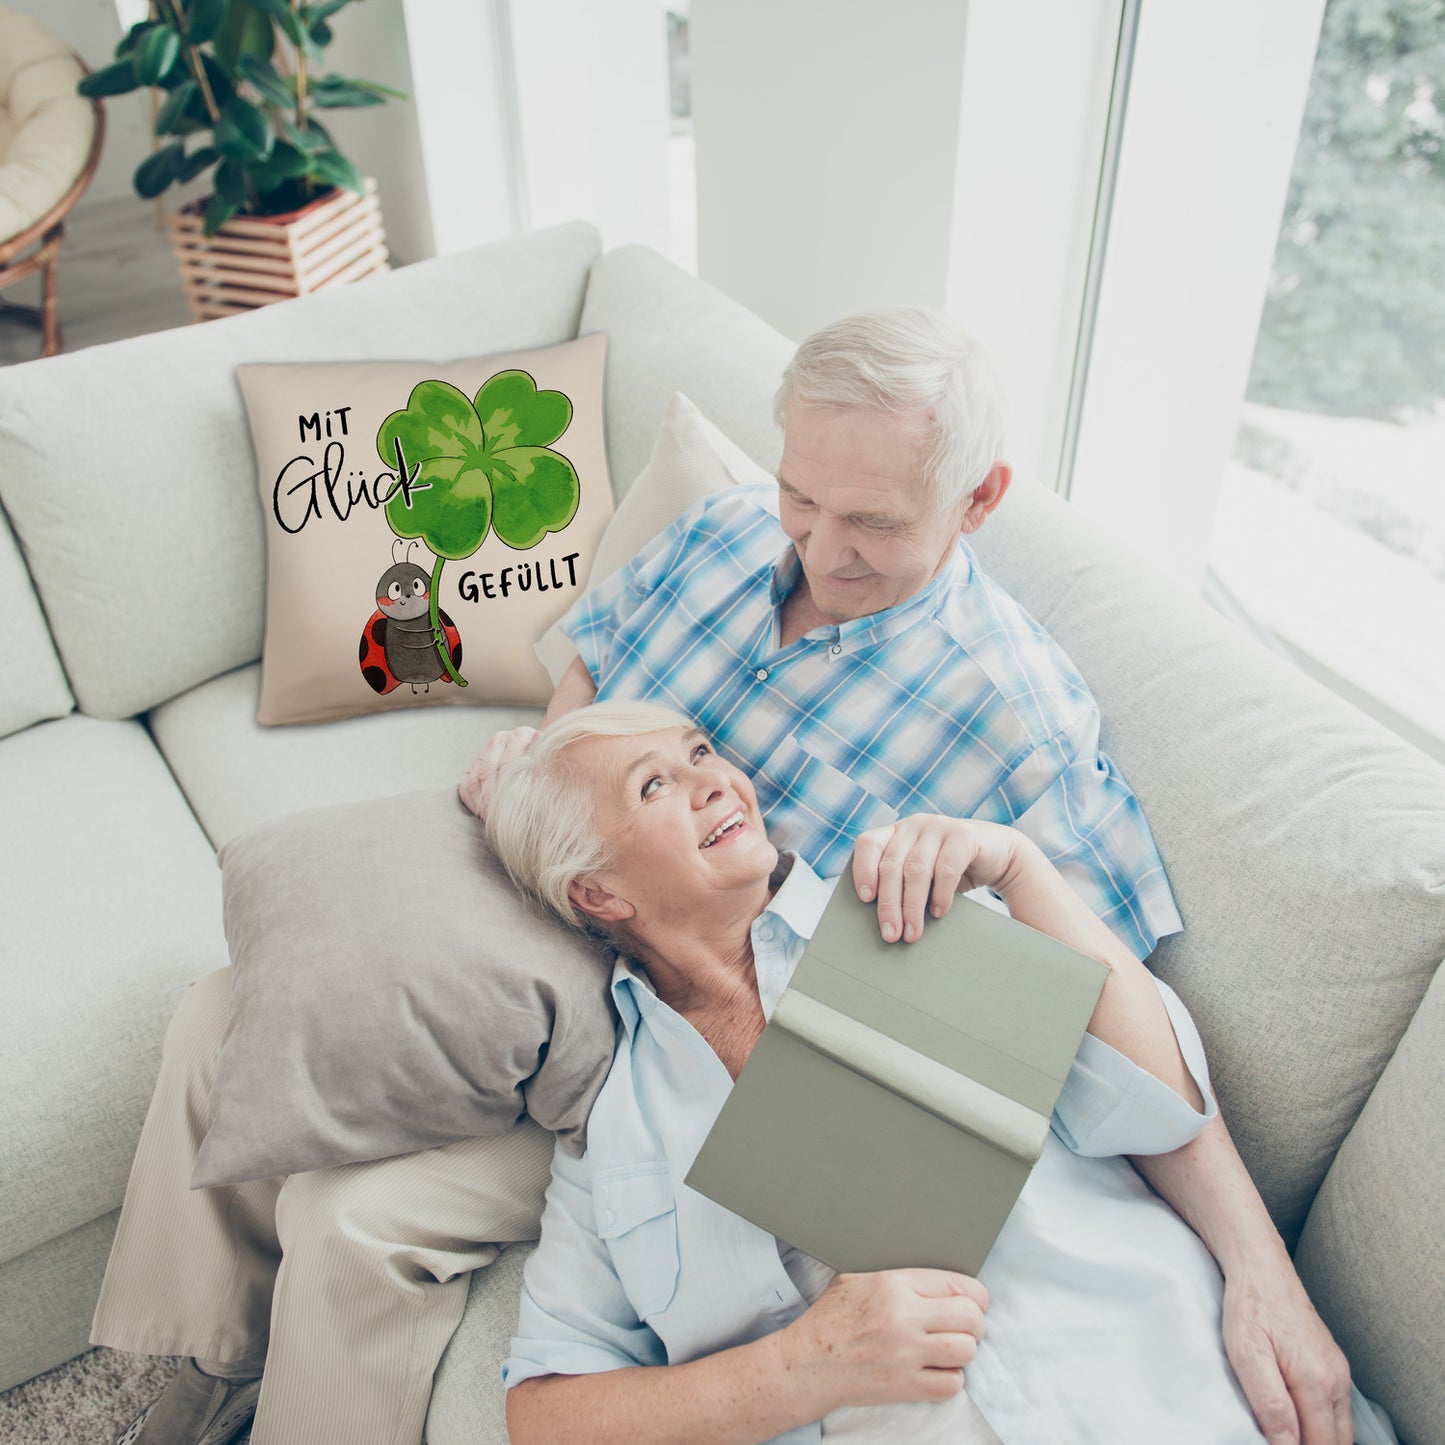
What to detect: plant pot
<box><xmin>164</xmin><ymin>179</ymin><xmax>389</xmax><ymax>322</ymax></box>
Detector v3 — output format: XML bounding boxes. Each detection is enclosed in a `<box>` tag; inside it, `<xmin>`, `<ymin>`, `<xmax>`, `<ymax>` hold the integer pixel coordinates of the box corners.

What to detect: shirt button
<box><xmin>830</xmin><ymin>644</ymin><xmax>842</xmax><ymax>655</ymax></box>
<box><xmin>755</xmin><ymin>668</ymin><xmax>769</xmax><ymax>681</ymax></box>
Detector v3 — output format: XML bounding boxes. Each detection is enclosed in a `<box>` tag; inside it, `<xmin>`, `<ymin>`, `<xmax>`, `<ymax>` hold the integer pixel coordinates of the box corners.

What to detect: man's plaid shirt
<box><xmin>561</xmin><ymin>485</ymin><xmax>1181</xmax><ymax>960</ymax></box>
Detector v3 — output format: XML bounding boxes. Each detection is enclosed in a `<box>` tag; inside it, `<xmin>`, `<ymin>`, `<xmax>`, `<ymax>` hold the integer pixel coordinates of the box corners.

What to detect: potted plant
<box><xmin>79</xmin><ymin>0</ymin><xmax>404</xmax><ymax>319</ymax></box>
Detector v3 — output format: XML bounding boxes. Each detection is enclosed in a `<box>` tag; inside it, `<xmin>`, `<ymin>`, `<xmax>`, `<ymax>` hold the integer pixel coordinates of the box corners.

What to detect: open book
<box><xmin>685</xmin><ymin>884</ymin><xmax>1109</xmax><ymax>1275</ymax></box>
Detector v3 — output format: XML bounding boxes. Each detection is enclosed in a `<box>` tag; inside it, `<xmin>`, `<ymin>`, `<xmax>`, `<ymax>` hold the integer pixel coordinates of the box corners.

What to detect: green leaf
<box><xmin>213</xmin><ymin>0</ymin><xmax>275</xmax><ymax>75</ymax></box>
<box><xmin>475</xmin><ymin>370</ymin><xmax>574</xmax><ymax>449</ymax></box>
<box><xmin>178</xmin><ymin>145</ymin><xmax>220</xmax><ymax>182</ymax></box>
<box><xmin>490</xmin><ymin>449</ymin><xmax>581</xmax><ymax>550</ymax></box>
<box><xmin>281</xmin><ymin>117</ymin><xmax>328</xmax><ymax>154</ymax></box>
<box><xmin>309</xmin><ymin>74</ymin><xmax>385</xmax><ymax>108</ymax></box>
<box><xmin>80</xmin><ymin>59</ymin><xmax>143</xmax><ymax>98</ymax></box>
<box><xmin>203</xmin><ymin>192</ymin><xmax>238</xmax><ymax>235</ymax></box>
<box><xmin>115</xmin><ymin>20</ymin><xmax>156</xmax><ymax>59</ymax></box>
<box><xmin>302</xmin><ymin>0</ymin><xmax>352</xmax><ymax>23</ymax></box>
<box><xmin>374</xmin><ymin>374</ymin><xmax>581</xmax><ymax>560</ymax></box>
<box><xmin>350</xmin><ymin>78</ymin><xmax>409</xmax><ymax>101</ymax></box>
<box><xmin>309</xmin><ymin>148</ymin><xmax>363</xmax><ymax>193</ymax></box>
<box><xmin>239</xmin><ymin>52</ymin><xmax>295</xmax><ymax>107</ymax></box>
<box><xmin>248</xmin><ymin>0</ymin><xmax>307</xmax><ymax>46</ymax></box>
<box><xmin>215</xmin><ymin>95</ymin><xmax>274</xmax><ymax>160</ymax></box>
<box><xmin>134</xmin><ymin>25</ymin><xmax>181</xmax><ymax>85</ymax></box>
<box><xmin>215</xmin><ymin>155</ymin><xmax>249</xmax><ymax>204</ymax></box>
<box><xmin>155</xmin><ymin>79</ymin><xmax>198</xmax><ymax>135</ymax></box>
<box><xmin>186</xmin><ymin>0</ymin><xmax>227</xmax><ymax>46</ymax></box>
<box><xmin>262</xmin><ymin>139</ymin><xmax>312</xmax><ymax>179</ymax></box>
<box><xmin>134</xmin><ymin>142</ymin><xmax>186</xmax><ymax>198</ymax></box>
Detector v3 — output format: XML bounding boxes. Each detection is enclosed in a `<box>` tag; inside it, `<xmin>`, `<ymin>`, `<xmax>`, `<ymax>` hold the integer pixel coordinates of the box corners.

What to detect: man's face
<box><xmin>775</xmin><ymin>405</ymin><xmax>971</xmax><ymax>623</ymax></box>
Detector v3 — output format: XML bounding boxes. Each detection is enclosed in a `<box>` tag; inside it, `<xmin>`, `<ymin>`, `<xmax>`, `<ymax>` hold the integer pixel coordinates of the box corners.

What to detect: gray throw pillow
<box><xmin>192</xmin><ymin>789</ymin><xmax>617</xmax><ymax>1188</ymax></box>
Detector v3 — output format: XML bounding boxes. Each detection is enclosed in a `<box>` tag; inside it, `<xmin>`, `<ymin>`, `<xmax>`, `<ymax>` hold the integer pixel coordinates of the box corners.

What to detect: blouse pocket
<box><xmin>593</xmin><ymin>1163</ymin><xmax>681</xmax><ymax>1321</ymax></box>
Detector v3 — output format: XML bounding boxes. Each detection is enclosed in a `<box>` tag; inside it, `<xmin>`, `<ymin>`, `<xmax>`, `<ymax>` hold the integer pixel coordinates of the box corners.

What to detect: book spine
<box><xmin>771</xmin><ymin>990</ymin><xmax>1050</xmax><ymax>1165</ymax></box>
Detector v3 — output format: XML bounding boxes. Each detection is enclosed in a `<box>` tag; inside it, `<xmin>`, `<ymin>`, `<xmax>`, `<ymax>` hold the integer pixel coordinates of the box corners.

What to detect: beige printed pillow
<box><xmin>238</xmin><ymin>333</ymin><xmax>613</xmax><ymax>725</ymax></box>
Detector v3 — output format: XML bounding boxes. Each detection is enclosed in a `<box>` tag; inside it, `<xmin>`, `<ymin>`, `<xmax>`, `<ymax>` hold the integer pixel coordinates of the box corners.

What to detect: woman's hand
<box><xmin>779</xmin><ymin>1269</ymin><xmax>989</xmax><ymax>1412</ymax></box>
<box><xmin>459</xmin><ymin>726</ymin><xmax>540</xmax><ymax>821</ymax></box>
<box><xmin>852</xmin><ymin>815</ymin><xmax>1029</xmax><ymax>943</ymax></box>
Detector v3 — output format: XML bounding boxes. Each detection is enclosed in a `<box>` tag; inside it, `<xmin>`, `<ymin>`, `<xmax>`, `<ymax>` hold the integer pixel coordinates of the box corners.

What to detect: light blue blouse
<box><xmin>504</xmin><ymin>858</ymin><xmax>1271</xmax><ymax>1443</ymax></box>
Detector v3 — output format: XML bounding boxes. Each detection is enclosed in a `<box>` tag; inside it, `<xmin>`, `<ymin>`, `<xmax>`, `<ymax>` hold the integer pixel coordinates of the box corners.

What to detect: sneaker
<box><xmin>112</xmin><ymin>1359</ymin><xmax>262</xmax><ymax>1445</ymax></box>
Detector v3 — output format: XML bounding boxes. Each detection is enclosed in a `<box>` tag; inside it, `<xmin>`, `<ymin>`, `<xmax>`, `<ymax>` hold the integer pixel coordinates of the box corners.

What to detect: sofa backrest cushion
<box><xmin>579</xmin><ymin>244</ymin><xmax>795</xmax><ymax>496</ymax></box>
<box><xmin>0</xmin><ymin>221</ymin><xmax>602</xmax><ymax>721</ymax></box>
<box><xmin>969</xmin><ymin>479</ymin><xmax>1445</xmax><ymax>1245</ymax></box>
<box><xmin>1293</xmin><ymin>957</ymin><xmax>1444</xmax><ymax>1445</ymax></box>
<box><xmin>0</xmin><ymin>502</ymin><xmax>71</xmax><ymax>737</ymax></box>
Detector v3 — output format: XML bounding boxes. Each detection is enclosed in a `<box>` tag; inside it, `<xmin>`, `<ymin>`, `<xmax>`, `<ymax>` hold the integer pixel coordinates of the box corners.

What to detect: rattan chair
<box><xmin>0</xmin><ymin>7</ymin><xmax>104</xmax><ymax>359</ymax></box>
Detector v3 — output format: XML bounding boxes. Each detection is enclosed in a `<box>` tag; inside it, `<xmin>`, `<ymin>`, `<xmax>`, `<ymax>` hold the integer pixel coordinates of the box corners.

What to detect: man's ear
<box><xmin>567</xmin><ymin>879</ymin><xmax>635</xmax><ymax>924</ymax></box>
<box><xmin>959</xmin><ymin>462</ymin><xmax>1012</xmax><ymax>536</ymax></box>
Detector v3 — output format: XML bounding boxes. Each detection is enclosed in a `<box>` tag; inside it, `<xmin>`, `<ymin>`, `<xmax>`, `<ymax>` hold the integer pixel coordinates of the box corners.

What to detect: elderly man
<box><xmin>95</xmin><ymin>310</ymin><xmax>1350</xmax><ymax>1445</ymax></box>
<box><xmin>463</xmin><ymin>309</ymin><xmax>1353</xmax><ymax>1445</ymax></box>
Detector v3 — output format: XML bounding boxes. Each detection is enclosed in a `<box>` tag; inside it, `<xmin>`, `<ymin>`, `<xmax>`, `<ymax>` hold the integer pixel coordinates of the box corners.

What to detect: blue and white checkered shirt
<box><xmin>560</xmin><ymin>485</ymin><xmax>1181</xmax><ymax>959</ymax></box>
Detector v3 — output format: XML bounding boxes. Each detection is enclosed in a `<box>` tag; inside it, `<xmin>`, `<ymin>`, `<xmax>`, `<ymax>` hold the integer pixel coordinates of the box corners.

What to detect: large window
<box><xmin>1206</xmin><ymin>0</ymin><xmax>1445</xmax><ymax>757</ymax></box>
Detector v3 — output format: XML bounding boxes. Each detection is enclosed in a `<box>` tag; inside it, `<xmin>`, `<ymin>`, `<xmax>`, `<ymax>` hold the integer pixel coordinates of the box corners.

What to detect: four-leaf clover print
<box><xmin>375</xmin><ymin>370</ymin><xmax>580</xmax><ymax>560</ymax></box>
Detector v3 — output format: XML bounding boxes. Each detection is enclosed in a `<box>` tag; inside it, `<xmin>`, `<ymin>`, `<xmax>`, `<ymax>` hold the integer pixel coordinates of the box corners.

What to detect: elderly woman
<box><xmin>485</xmin><ymin>700</ymin><xmax>1310</xmax><ymax>1445</ymax></box>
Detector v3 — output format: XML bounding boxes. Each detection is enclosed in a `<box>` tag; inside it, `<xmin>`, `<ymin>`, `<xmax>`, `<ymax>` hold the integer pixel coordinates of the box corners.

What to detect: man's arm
<box><xmin>459</xmin><ymin>658</ymin><xmax>597</xmax><ymax>820</ymax></box>
<box><xmin>1131</xmin><ymin>1120</ymin><xmax>1353</xmax><ymax>1445</ymax></box>
<box><xmin>544</xmin><ymin>654</ymin><xmax>599</xmax><ymax>723</ymax></box>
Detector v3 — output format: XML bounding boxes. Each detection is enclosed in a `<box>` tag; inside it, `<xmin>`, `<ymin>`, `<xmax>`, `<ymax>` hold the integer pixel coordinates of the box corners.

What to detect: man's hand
<box><xmin>459</xmin><ymin>726</ymin><xmax>540</xmax><ymax>822</ymax></box>
<box><xmin>1221</xmin><ymin>1262</ymin><xmax>1353</xmax><ymax>1445</ymax></box>
<box><xmin>851</xmin><ymin>815</ymin><xmax>1026</xmax><ymax>943</ymax></box>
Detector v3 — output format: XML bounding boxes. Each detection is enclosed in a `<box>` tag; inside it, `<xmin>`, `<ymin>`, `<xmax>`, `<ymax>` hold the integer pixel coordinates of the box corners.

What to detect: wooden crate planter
<box><xmin>166</xmin><ymin>179</ymin><xmax>389</xmax><ymax>322</ymax></box>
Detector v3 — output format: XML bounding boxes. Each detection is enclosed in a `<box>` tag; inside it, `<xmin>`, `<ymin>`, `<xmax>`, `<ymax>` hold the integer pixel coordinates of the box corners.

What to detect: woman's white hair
<box><xmin>774</xmin><ymin>307</ymin><xmax>1007</xmax><ymax>511</ymax></box>
<box><xmin>487</xmin><ymin>699</ymin><xmax>697</xmax><ymax>931</ymax></box>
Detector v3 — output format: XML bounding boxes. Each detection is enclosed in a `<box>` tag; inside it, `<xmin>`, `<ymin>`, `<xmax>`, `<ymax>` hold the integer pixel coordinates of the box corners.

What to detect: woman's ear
<box><xmin>568</xmin><ymin>879</ymin><xmax>636</xmax><ymax>924</ymax></box>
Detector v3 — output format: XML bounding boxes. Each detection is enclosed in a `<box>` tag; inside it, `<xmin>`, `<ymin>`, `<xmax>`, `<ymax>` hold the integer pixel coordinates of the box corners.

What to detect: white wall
<box><xmin>321</xmin><ymin>0</ymin><xmax>434</xmax><ymax>263</ymax></box>
<box><xmin>509</xmin><ymin>0</ymin><xmax>671</xmax><ymax>253</ymax></box>
<box><xmin>689</xmin><ymin>0</ymin><xmax>972</xmax><ymax>342</ymax></box>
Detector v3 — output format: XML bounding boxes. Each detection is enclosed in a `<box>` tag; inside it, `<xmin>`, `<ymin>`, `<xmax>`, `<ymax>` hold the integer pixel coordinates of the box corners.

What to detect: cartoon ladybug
<box><xmin>359</xmin><ymin>545</ymin><xmax>463</xmax><ymax>695</ymax></box>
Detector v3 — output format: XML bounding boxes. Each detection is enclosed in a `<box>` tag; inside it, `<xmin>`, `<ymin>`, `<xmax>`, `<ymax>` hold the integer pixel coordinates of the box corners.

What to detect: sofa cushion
<box><xmin>0</xmin><ymin>222</ymin><xmax>602</xmax><ymax>722</ymax></box>
<box><xmin>148</xmin><ymin>662</ymin><xmax>540</xmax><ymax>850</ymax></box>
<box><xmin>0</xmin><ymin>503</ymin><xmax>72</xmax><ymax>739</ymax></box>
<box><xmin>238</xmin><ymin>334</ymin><xmax>613</xmax><ymax>724</ymax></box>
<box><xmin>0</xmin><ymin>1211</ymin><xmax>119</xmax><ymax>1394</ymax></box>
<box><xmin>427</xmin><ymin>1242</ymin><xmax>534</xmax><ymax>1445</ymax></box>
<box><xmin>1294</xmin><ymin>958</ymin><xmax>1445</xmax><ymax>1445</ymax></box>
<box><xmin>0</xmin><ymin>715</ymin><xmax>226</xmax><ymax>1267</ymax></box>
<box><xmin>580</xmin><ymin>245</ymin><xmax>795</xmax><ymax>498</ymax></box>
<box><xmin>968</xmin><ymin>479</ymin><xmax>1445</xmax><ymax>1244</ymax></box>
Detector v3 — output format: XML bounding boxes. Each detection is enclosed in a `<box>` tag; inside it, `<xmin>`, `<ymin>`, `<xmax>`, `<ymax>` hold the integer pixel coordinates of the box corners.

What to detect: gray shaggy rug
<box><xmin>0</xmin><ymin>1350</ymin><xmax>226</xmax><ymax>1445</ymax></box>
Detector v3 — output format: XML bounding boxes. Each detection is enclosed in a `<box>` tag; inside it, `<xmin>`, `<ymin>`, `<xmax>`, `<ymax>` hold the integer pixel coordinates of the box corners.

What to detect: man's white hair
<box><xmin>487</xmin><ymin>699</ymin><xmax>696</xmax><ymax>931</ymax></box>
<box><xmin>774</xmin><ymin>307</ymin><xmax>1008</xmax><ymax>510</ymax></box>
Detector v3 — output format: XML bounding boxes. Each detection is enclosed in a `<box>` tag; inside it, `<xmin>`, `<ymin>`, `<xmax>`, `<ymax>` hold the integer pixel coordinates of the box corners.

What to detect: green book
<box><xmin>684</xmin><ymin>886</ymin><xmax>1110</xmax><ymax>1276</ymax></box>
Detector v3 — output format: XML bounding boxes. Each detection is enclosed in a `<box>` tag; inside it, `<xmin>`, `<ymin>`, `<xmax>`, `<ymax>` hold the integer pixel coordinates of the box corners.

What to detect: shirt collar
<box><xmin>767</xmin><ymin>541</ymin><xmax>973</xmax><ymax>650</ymax></box>
<box><xmin>609</xmin><ymin>851</ymin><xmax>835</xmax><ymax>1038</ymax></box>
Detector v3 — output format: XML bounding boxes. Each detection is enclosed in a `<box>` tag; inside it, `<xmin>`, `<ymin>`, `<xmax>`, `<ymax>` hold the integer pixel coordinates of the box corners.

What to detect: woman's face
<box><xmin>566</xmin><ymin>726</ymin><xmax>778</xmax><ymax>926</ymax></box>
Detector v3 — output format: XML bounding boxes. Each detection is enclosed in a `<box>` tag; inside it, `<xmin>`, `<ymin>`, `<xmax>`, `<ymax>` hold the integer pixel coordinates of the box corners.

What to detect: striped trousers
<box><xmin>91</xmin><ymin>968</ymin><xmax>554</xmax><ymax>1445</ymax></box>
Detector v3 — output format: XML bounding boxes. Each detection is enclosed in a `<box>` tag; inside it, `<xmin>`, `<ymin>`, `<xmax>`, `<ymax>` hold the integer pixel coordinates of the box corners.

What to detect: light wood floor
<box><xmin>0</xmin><ymin>194</ymin><xmax>193</xmax><ymax>366</ymax></box>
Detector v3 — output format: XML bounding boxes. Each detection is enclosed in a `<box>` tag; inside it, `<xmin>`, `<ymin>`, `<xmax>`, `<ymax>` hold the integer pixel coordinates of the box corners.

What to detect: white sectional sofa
<box><xmin>1</xmin><ymin>222</ymin><xmax>1441</xmax><ymax>1443</ymax></box>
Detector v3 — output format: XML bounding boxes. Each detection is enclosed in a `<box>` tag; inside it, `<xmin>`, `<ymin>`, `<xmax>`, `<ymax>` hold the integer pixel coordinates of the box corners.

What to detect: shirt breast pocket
<box><xmin>758</xmin><ymin>731</ymin><xmax>898</xmax><ymax>868</ymax></box>
<box><xmin>593</xmin><ymin>1163</ymin><xmax>681</xmax><ymax>1322</ymax></box>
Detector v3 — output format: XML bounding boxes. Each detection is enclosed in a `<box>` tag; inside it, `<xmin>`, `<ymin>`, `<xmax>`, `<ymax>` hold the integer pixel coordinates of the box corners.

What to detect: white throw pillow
<box><xmin>534</xmin><ymin>391</ymin><xmax>775</xmax><ymax>685</ymax></box>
